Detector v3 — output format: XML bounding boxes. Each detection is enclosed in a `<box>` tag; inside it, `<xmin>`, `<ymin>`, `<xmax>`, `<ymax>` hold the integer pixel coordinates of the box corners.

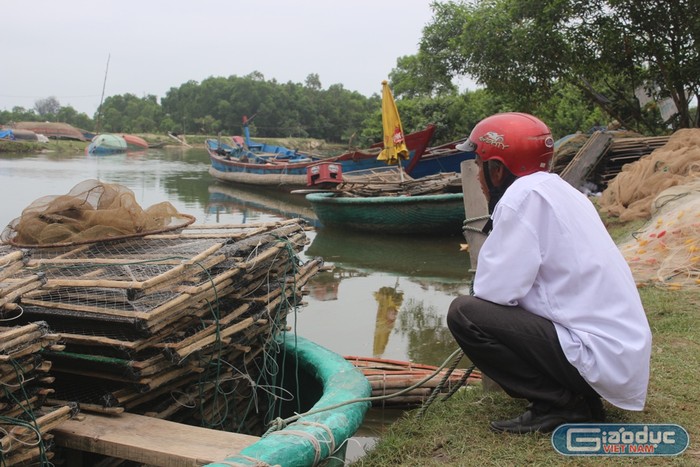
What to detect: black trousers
<box><xmin>447</xmin><ymin>295</ymin><xmax>598</xmax><ymax>407</ymax></box>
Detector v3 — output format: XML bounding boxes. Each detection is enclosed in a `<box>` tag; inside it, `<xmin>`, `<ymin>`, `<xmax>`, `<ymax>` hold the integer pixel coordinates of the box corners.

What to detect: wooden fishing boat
<box><xmin>206</xmin><ymin>124</ymin><xmax>437</xmax><ymax>188</ymax></box>
<box><xmin>409</xmin><ymin>137</ymin><xmax>476</xmax><ymax>179</ymax></box>
<box><xmin>0</xmin><ymin>128</ymin><xmax>39</xmax><ymax>141</ymax></box>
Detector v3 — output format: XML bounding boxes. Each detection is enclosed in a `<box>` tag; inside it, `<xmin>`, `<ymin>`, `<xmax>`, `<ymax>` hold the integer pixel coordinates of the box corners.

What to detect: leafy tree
<box><xmin>162</xmin><ymin>74</ymin><xmax>375</xmax><ymax>141</ymax></box>
<box><xmin>0</xmin><ymin>107</ymin><xmax>36</xmax><ymax>124</ymax></box>
<box><xmin>304</xmin><ymin>73</ymin><xmax>322</xmax><ymax>91</ymax></box>
<box><xmin>389</xmin><ymin>54</ymin><xmax>457</xmax><ymax>99</ymax></box>
<box><xmin>55</xmin><ymin>106</ymin><xmax>93</xmax><ymax>130</ymax></box>
<box><xmin>194</xmin><ymin>115</ymin><xmax>221</xmax><ymax>134</ymax></box>
<box><xmin>419</xmin><ymin>0</ymin><xmax>699</xmax><ymax>133</ymax></box>
<box><xmin>34</xmin><ymin>96</ymin><xmax>61</xmax><ymax>118</ymax></box>
<box><xmin>99</xmin><ymin>93</ymin><xmax>163</xmax><ymax>133</ymax></box>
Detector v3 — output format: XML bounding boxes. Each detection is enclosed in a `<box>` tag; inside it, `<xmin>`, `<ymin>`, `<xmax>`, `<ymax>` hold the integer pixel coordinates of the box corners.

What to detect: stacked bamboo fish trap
<box><xmin>0</xmin><ymin>219</ymin><xmax>320</xmax><ymax>446</ymax></box>
<box><xmin>552</xmin><ymin>131</ymin><xmax>671</xmax><ymax>189</ymax></box>
<box><xmin>1</xmin><ymin>247</ymin><xmax>78</xmax><ymax>465</ymax></box>
<box><xmin>596</xmin><ymin>135</ymin><xmax>671</xmax><ymax>185</ymax></box>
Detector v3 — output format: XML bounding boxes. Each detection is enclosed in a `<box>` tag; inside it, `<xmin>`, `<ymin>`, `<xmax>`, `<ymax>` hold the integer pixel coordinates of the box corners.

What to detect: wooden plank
<box><xmin>460</xmin><ymin>160</ymin><xmax>488</xmax><ymax>273</ymax></box>
<box><xmin>52</xmin><ymin>412</ymin><xmax>260</xmax><ymax>467</ymax></box>
<box><xmin>559</xmin><ymin>131</ymin><xmax>613</xmax><ymax>188</ymax></box>
<box><xmin>460</xmin><ymin>159</ymin><xmax>502</xmax><ymax>393</ymax></box>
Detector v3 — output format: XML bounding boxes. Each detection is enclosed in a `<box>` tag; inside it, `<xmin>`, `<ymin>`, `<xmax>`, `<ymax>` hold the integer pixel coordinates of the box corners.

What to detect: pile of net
<box><xmin>598</xmin><ymin>129</ymin><xmax>700</xmax><ymax>221</ymax></box>
<box><xmin>599</xmin><ymin>128</ymin><xmax>700</xmax><ymax>289</ymax></box>
<box><xmin>618</xmin><ymin>180</ymin><xmax>700</xmax><ymax>289</ymax></box>
<box><xmin>1</xmin><ymin>180</ymin><xmax>195</xmax><ymax>247</ymax></box>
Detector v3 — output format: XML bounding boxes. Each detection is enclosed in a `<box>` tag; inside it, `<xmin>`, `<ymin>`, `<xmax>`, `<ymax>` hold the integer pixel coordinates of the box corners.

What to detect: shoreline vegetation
<box><xmin>354</xmin><ymin>214</ymin><xmax>699</xmax><ymax>466</ymax></box>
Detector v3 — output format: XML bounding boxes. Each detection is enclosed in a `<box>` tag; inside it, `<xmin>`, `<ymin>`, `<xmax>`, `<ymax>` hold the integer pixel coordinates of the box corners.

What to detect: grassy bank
<box><xmin>354</xmin><ymin>214</ymin><xmax>699</xmax><ymax>466</ymax></box>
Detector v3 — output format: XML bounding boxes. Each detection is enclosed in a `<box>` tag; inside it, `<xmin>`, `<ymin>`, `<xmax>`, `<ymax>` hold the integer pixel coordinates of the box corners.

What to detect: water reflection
<box><xmin>373</xmin><ymin>283</ymin><xmax>403</xmax><ymax>356</ymax></box>
<box><xmin>299</xmin><ymin>229</ymin><xmax>473</xmax><ymax>366</ymax></box>
<box><xmin>305</xmin><ymin>228</ymin><xmax>471</xmax><ymax>279</ymax></box>
<box><xmin>206</xmin><ymin>183</ymin><xmax>319</xmax><ymax>226</ymax></box>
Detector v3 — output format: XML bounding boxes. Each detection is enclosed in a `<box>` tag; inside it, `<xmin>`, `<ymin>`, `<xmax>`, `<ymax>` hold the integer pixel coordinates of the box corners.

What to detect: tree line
<box><xmin>2</xmin><ymin>0</ymin><xmax>696</xmax><ymax>146</ymax></box>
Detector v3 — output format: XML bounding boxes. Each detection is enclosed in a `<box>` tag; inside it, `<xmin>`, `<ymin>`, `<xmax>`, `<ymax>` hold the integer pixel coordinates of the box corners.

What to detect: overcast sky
<box><xmin>1</xmin><ymin>0</ymin><xmax>451</xmax><ymax>117</ymax></box>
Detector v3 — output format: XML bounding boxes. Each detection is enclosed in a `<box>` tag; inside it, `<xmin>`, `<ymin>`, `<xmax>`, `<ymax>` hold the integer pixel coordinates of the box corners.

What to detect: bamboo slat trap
<box><xmin>552</xmin><ymin>131</ymin><xmax>671</xmax><ymax>190</ymax></box>
<box><xmin>0</xmin><ymin>322</ymin><xmax>77</xmax><ymax>466</ymax></box>
<box><xmin>0</xmin><ymin>218</ymin><xmax>321</xmax><ymax>440</ymax></box>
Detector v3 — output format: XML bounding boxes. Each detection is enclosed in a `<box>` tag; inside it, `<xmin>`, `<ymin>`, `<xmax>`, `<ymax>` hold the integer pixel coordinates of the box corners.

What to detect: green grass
<box><xmin>353</xmin><ymin>240</ymin><xmax>700</xmax><ymax>465</ymax></box>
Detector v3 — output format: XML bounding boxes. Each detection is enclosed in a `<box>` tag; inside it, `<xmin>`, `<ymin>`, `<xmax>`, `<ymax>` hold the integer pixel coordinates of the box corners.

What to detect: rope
<box><xmin>297</xmin><ymin>420</ymin><xmax>336</xmax><ymax>455</ymax></box>
<box><xmin>262</xmin><ymin>347</ymin><xmax>465</xmax><ymax>436</ymax></box>
<box><xmin>414</xmin><ymin>350</ymin><xmax>466</xmax><ymax>419</ymax></box>
<box><xmin>463</xmin><ymin>214</ymin><xmax>491</xmax><ymax>233</ymax></box>
<box><xmin>267</xmin><ymin>430</ymin><xmax>323</xmax><ymax>465</ymax></box>
<box><xmin>216</xmin><ymin>455</ymin><xmax>276</xmax><ymax>466</ymax></box>
<box><xmin>415</xmin><ymin>214</ymin><xmax>487</xmax><ymax>417</ymax></box>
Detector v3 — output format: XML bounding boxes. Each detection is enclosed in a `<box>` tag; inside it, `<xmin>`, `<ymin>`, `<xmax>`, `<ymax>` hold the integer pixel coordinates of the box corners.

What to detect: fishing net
<box><xmin>1</xmin><ymin>179</ymin><xmax>195</xmax><ymax>248</ymax></box>
<box><xmin>599</xmin><ymin>129</ymin><xmax>700</xmax><ymax>289</ymax></box>
<box><xmin>598</xmin><ymin>128</ymin><xmax>700</xmax><ymax>221</ymax></box>
<box><xmin>618</xmin><ymin>180</ymin><xmax>700</xmax><ymax>289</ymax></box>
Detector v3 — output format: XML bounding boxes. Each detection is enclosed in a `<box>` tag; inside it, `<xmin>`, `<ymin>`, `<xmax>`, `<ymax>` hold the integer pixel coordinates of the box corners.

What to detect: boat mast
<box><xmin>95</xmin><ymin>53</ymin><xmax>110</xmax><ymax>134</ymax></box>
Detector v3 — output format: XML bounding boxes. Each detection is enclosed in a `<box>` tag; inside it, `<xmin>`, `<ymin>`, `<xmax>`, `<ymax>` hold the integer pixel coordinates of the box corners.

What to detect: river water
<box><xmin>0</xmin><ymin>145</ymin><xmax>475</xmax><ymax>460</ymax></box>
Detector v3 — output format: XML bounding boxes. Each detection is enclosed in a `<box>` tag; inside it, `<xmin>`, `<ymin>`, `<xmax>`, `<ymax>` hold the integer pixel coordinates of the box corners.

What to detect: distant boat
<box><xmin>86</xmin><ymin>134</ymin><xmax>126</xmax><ymax>155</ymax></box>
<box><xmin>120</xmin><ymin>134</ymin><xmax>149</xmax><ymax>150</ymax></box>
<box><xmin>408</xmin><ymin>137</ymin><xmax>476</xmax><ymax>179</ymax></box>
<box><xmin>0</xmin><ymin>128</ymin><xmax>40</xmax><ymax>141</ymax></box>
<box><xmin>10</xmin><ymin>122</ymin><xmax>86</xmax><ymax>141</ymax></box>
<box><xmin>86</xmin><ymin>134</ymin><xmax>148</xmax><ymax>155</ymax></box>
<box><xmin>207</xmin><ymin>125</ymin><xmax>436</xmax><ymax>188</ymax></box>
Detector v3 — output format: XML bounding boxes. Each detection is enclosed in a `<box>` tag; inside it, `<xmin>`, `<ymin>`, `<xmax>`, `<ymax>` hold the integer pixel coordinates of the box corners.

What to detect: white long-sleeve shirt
<box><xmin>474</xmin><ymin>171</ymin><xmax>652</xmax><ymax>410</ymax></box>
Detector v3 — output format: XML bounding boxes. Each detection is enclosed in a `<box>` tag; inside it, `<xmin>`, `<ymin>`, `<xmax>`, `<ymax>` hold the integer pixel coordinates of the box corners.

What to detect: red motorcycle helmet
<box><xmin>456</xmin><ymin>112</ymin><xmax>555</xmax><ymax>176</ymax></box>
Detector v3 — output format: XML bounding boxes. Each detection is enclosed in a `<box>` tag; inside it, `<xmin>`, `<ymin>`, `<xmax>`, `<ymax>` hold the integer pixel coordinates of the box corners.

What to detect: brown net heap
<box><xmin>598</xmin><ymin>129</ymin><xmax>700</xmax><ymax>289</ymax></box>
<box><xmin>1</xmin><ymin>179</ymin><xmax>195</xmax><ymax>248</ymax></box>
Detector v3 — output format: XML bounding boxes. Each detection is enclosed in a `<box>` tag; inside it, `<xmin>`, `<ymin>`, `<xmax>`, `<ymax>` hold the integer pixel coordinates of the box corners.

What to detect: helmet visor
<box><xmin>455</xmin><ymin>139</ymin><xmax>477</xmax><ymax>152</ymax></box>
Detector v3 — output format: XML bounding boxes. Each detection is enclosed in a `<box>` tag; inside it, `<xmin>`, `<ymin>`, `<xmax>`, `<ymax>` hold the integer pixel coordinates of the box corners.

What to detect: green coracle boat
<box><xmin>305</xmin><ymin>192</ymin><xmax>466</xmax><ymax>236</ymax></box>
<box><xmin>207</xmin><ymin>334</ymin><xmax>372</xmax><ymax>467</ymax></box>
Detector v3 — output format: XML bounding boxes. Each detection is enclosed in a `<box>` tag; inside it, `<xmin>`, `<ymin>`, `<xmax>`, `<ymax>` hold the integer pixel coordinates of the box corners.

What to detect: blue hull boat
<box><xmin>207</xmin><ymin>125</ymin><xmax>442</xmax><ymax>188</ymax></box>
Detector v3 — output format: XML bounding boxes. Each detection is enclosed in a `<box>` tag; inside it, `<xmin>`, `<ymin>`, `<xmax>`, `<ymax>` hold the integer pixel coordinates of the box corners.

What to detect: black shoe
<box><xmin>490</xmin><ymin>397</ymin><xmax>592</xmax><ymax>434</ymax></box>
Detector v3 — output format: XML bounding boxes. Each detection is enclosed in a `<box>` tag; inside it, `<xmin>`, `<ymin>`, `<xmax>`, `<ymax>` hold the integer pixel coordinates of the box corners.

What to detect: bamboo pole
<box><xmin>172</xmin><ymin>317</ymin><xmax>256</xmax><ymax>360</ymax></box>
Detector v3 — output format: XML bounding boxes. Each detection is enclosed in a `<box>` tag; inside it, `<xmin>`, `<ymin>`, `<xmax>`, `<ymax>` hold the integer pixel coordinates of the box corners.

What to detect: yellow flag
<box><xmin>377</xmin><ymin>80</ymin><xmax>409</xmax><ymax>164</ymax></box>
